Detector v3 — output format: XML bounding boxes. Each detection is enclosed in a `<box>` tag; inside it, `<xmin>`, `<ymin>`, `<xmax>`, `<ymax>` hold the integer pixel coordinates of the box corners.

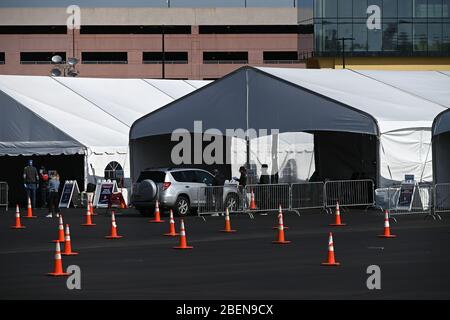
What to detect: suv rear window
<box><xmin>137</xmin><ymin>171</ymin><xmax>165</xmax><ymax>183</ymax></box>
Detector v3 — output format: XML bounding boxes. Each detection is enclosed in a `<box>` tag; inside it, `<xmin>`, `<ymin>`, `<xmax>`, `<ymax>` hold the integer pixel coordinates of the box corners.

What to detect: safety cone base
<box><xmin>47</xmin><ymin>272</ymin><xmax>70</xmax><ymax>277</ymax></box>
<box><xmin>105</xmin><ymin>235</ymin><xmax>123</xmax><ymax>239</ymax></box>
<box><xmin>272</xmin><ymin>240</ymin><xmax>291</xmax><ymax>244</ymax></box>
<box><xmin>173</xmin><ymin>245</ymin><xmax>193</xmax><ymax>249</ymax></box>
<box><xmin>220</xmin><ymin>229</ymin><xmax>237</xmax><ymax>233</ymax></box>
<box><xmin>164</xmin><ymin>232</ymin><xmax>179</xmax><ymax>237</ymax></box>
<box><xmin>62</xmin><ymin>252</ymin><xmax>78</xmax><ymax>256</ymax></box>
<box><xmin>52</xmin><ymin>239</ymin><xmax>65</xmax><ymax>243</ymax></box>
<box><xmin>330</xmin><ymin>223</ymin><xmax>346</xmax><ymax>226</ymax></box>
<box><xmin>10</xmin><ymin>226</ymin><xmax>26</xmax><ymax>229</ymax></box>
<box><xmin>321</xmin><ymin>262</ymin><xmax>340</xmax><ymax>266</ymax></box>
<box><xmin>149</xmin><ymin>219</ymin><xmax>165</xmax><ymax>223</ymax></box>
<box><xmin>377</xmin><ymin>234</ymin><xmax>397</xmax><ymax>238</ymax></box>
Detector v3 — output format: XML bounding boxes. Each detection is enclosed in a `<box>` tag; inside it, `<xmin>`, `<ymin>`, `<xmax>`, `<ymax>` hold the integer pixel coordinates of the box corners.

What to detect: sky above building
<box><xmin>0</xmin><ymin>0</ymin><xmax>313</xmax><ymax>8</ymax></box>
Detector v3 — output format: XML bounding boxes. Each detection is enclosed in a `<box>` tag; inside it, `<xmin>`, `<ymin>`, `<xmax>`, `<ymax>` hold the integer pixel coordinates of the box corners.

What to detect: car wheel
<box><xmin>225</xmin><ymin>193</ymin><xmax>239</xmax><ymax>212</ymax></box>
<box><xmin>174</xmin><ymin>196</ymin><xmax>190</xmax><ymax>216</ymax></box>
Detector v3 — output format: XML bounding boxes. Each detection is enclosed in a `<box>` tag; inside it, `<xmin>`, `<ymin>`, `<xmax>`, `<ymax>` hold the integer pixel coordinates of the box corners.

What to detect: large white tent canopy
<box><xmin>131</xmin><ymin>67</ymin><xmax>449</xmax><ymax>187</ymax></box>
<box><xmin>0</xmin><ymin>75</ymin><xmax>210</xmax><ymax>192</ymax></box>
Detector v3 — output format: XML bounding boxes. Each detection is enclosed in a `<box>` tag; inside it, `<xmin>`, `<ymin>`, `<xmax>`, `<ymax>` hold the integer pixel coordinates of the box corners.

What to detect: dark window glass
<box><xmin>20</xmin><ymin>52</ymin><xmax>66</xmax><ymax>64</ymax></box>
<box><xmin>338</xmin><ymin>0</ymin><xmax>352</xmax><ymax>17</ymax></box>
<box><xmin>383</xmin><ymin>0</ymin><xmax>398</xmax><ymax>18</ymax></box>
<box><xmin>171</xmin><ymin>171</ymin><xmax>188</xmax><ymax>182</ymax></box>
<box><xmin>104</xmin><ymin>161</ymin><xmax>124</xmax><ymax>188</ymax></box>
<box><xmin>203</xmin><ymin>52</ymin><xmax>248</xmax><ymax>63</ymax></box>
<box><xmin>413</xmin><ymin>23</ymin><xmax>428</xmax><ymax>51</ymax></box>
<box><xmin>0</xmin><ymin>26</ymin><xmax>66</xmax><ymax>34</ymax></box>
<box><xmin>195</xmin><ymin>171</ymin><xmax>214</xmax><ymax>185</ymax></box>
<box><xmin>383</xmin><ymin>22</ymin><xmax>398</xmax><ymax>51</ymax></box>
<box><xmin>82</xmin><ymin>52</ymin><xmax>127</xmax><ymax>64</ymax></box>
<box><xmin>143</xmin><ymin>52</ymin><xmax>188</xmax><ymax>63</ymax></box>
<box><xmin>323</xmin><ymin>0</ymin><xmax>337</xmax><ymax>18</ymax></box>
<box><xmin>338</xmin><ymin>23</ymin><xmax>353</xmax><ymax>50</ymax></box>
<box><xmin>323</xmin><ymin>22</ymin><xmax>338</xmax><ymax>51</ymax></box>
<box><xmin>444</xmin><ymin>0</ymin><xmax>450</xmax><ymax>18</ymax></box>
<box><xmin>414</xmin><ymin>0</ymin><xmax>428</xmax><ymax>17</ymax></box>
<box><xmin>368</xmin><ymin>29</ymin><xmax>382</xmax><ymax>51</ymax></box>
<box><xmin>137</xmin><ymin>171</ymin><xmax>165</xmax><ymax>183</ymax></box>
<box><xmin>353</xmin><ymin>0</ymin><xmax>368</xmax><ymax>18</ymax></box>
<box><xmin>0</xmin><ymin>52</ymin><xmax>4</xmax><ymax>64</ymax></box>
<box><xmin>199</xmin><ymin>25</ymin><xmax>302</xmax><ymax>34</ymax></box>
<box><xmin>263</xmin><ymin>51</ymin><xmax>298</xmax><ymax>61</ymax></box>
<box><xmin>429</xmin><ymin>23</ymin><xmax>443</xmax><ymax>51</ymax></box>
<box><xmin>353</xmin><ymin>23</ymin><xmax>368</xmax><ymax>51</ymax></box>
<box><xmin>80</xmin><ymin>25</ymin><xmax>191</xmax><ymax>34</ymax></box>
<box><xmin>181</xmin><ymin>171</ymin><xmax>198</xmax><ymax>183</ymax></box>
<box><xmin>398</xmin><ymin>23</ymin><xmax>413</xmax><ymax>52</ymax></box>
<box><xmin>399</xmin><ymin>0</ymin><xmax>413</xmax><ymax>17</ymax></box>
<box><xmin>443</xmin><ymin>23</ymin><xmax>450</xmax><ymax>50</ymax></box>
<box><xmin>428</xmin><ymin>0</ymin><xmax>443</xmax><ymax>18</ymax></box>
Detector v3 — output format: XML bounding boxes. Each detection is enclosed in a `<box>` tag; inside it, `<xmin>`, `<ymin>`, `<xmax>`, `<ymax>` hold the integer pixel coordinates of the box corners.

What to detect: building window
<box><xmin>199</xmin><ymin>25</ymin><xmax>305</xmax><ymax>34</ymax></box>
<box><xmin>143</xmin><ymin>52</ymin><xmax>188</xmax><ymax>64</ymax></box>
<box><xmin>104</xmin><ymin>161</ymin><xmax>124</xmax><ymax>188</ymax></box>
<box><xmin>82</xmin><ymin>52</ymin><xmax>128</xmax><ymax>64</ymax></box>
<box><xmin>0</xmin><ymin>26</ymin><xmax>67</xmax><ymax>34</ymax></box>
<box><xmin>80</xmin><ymin>25</ymin><xmax>191</xmax><ymax>34</ymax></box>
<box><xmin>203</xmin><ymin>52</ymin><xmax>248</xmax><ymax>64</ymax></box>
<box><xmin>0</xmin><ymin>52</ymin><xmax>5</xmax><ymax>64</ymax></box>
<box><xmin>20</xmin><ymin>52</ymin><xmax>66</xmax><ymax>64</ymax></box>
<box><xmin>263</xmin><ymin>51</ymin><xmax>300</xmax><ymax>63</ymax></box>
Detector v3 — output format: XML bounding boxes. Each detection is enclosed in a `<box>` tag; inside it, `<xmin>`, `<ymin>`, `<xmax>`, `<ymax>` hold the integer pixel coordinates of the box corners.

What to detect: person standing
<box><xmin>258</xmin><ymin>164</ymin><xmax>270</xmax><ymax>209</ymax></box>
<box><xmin>23</xmin><ymin>159</ymin><xmax>39</xmax><ymax>208</ymax></box>
<box><xmin>212</xmin><ymin>169</ymin><xmax>225</xmax><ymax>212</ymax></box>
<box><xmin>46</xmin><ymin>171</ymin><xmax>60</xmax><ymax>218</ymax></box>
<box><xmin>38</xmin><ymin>166</ymin><xmax>49</xmax><ymax>208</ymax></box>
<box><xmin>233</xmin><ymin>166</ymin><xmax>248</xmax><ymax>208</ymax></box>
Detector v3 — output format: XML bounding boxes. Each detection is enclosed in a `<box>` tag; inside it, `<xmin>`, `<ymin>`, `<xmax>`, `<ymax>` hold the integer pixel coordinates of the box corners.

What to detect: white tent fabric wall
<box><xmin>230</xmin><ymin>132</ymin><xmax>315</xmax><ymax>183</ymax></box>
<box><xmin>257</xmin><ymin>67</ymin><xmax>448</xmax><ymax>186</ymax></box>
<box><xmin>0</xmin><ymin>75</ymin><xmax>211</xmax><ymax>200</ymax></box>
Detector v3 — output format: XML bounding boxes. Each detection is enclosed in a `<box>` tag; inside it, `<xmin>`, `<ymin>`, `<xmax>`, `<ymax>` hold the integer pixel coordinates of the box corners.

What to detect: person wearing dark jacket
<box><xmin>234</xmin><ymin>166</ymin><xmax>247</xmax><ymax>187</ymax></box>
<box><xmin>23</xmin><ymin>160</ymin><xmax>39</xmax><ymax>208</ymax></box>
<box><xmin>212</xmin><ymin>169</ymin><xmax>225</xmax><ymax>211</ymax></box>
<box><xmin>38</xmin><ymin>166</ymin><xmax>49</xmax><ymax>208</ymax></box>
<box><xmin>259</xmin><ymin>164</ymin><xmax>270</xmax><ymax>185</ymax></box>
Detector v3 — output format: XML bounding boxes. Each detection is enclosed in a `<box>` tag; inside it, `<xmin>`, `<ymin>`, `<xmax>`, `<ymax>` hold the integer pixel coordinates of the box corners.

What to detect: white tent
<box><xmin>0</xmin><ymin>75</ymin><xmax>210</xmax><ymax>203</ymax></box>
<box><xmin>130</xmin><ymin>67</ymin><xmax>449</xmax><ymax>187</ymax></box>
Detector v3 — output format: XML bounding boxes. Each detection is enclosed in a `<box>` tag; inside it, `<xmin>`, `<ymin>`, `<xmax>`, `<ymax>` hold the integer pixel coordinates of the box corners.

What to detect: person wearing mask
<box><xmin>46</xmin><ymin>171</ymin><xmax>61</xmax><ymax>218</ymax></box>
<box><xmin>38</xmin><ymin>166</ymin><xmax>49</xmax><ymax>208</ymax></box>
<box><xmin>23</xmin><ymin>159</ymin><xmax>39</xmax><ymax>208</ymax></box>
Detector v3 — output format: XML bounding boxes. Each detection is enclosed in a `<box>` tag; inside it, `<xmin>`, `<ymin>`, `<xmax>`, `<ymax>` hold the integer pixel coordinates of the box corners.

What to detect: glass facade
<box><xmin>314</xmin><ymin>0</ymin><xmax>450</xmax><ymax>56</ymax></box>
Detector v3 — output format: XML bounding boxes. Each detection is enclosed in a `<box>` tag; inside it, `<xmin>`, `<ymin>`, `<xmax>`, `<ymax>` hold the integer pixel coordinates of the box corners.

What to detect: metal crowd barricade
<box><xmin>375</xmin><ymin>183</ymin><xmax>434</xmax><ymax>218</ymax></box>
<box><xmin>434</xmin><ymin>183</ymin><xmax>450</xmax><ymax>216</ymax></box>
<box><xmin>290</xmin><ymin>182</ymin><xmax>325</xmax><ymax>212</ymax></box>
<box><xmin>0</xmin><ymin>182</ymin><xmax>8</xmax><ymax>211</ymax></box>
<box><xmin>244</xmin><ymin>183</ymin><xmax>291</xmax><ymax>213</ymax></box>
<box><xmin>196</xmin><ymin>184</ymin><xmax>244</xmax><ymax>216</ymax></box>
<box><xmin>324</xmin><ymin>179</ymin><xmax>375</xmax><ymax>213</ymax></box>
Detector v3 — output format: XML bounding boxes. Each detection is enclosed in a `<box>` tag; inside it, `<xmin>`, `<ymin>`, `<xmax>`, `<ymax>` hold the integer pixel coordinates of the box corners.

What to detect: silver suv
<box><xmin>131</xmin><ymin>168</ymin><xmax>240</xmax><ymax>216</ymax></box>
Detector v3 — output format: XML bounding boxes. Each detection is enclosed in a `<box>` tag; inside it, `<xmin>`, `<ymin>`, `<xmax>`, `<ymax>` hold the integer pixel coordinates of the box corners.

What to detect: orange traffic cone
<box><xmin>173</xmin><ymin>219</ymin><xmax>193</xmax><ymax>249</ymax></box>
<box><xmin>273</xmin><ymin>211</ymin><xmax>290</xmax><ymax>244</ymax></box>
<box><xmin>23</xmin><ymin>197</ymin><xmax>37</xmax><ymax>218</ymax></box>
<box><xmin>105</xmin><ymin>211</ymin><xmax>123</xmax><ymax>239</ymax></box>
<box><xmin>89</xmin><ymin>200</ymin><xmax>97</xmax><ymax>216</ymax></box>
<box><xmin>81</xmin><ymin>205</ymin><xmax>96</xmax><ymax>226</ymax></box>
<box><xmin>378</xmin><ymin>210</ymin><xmax>397</xmax><ymax>238</ymax></box>
<box><xmin>249</xmin><ymin>189</ymin><xmax>257</xmax><ymax>210</ymax></box>
<box><xmin>11</xmin><ymin>205</ymin><xmax>26</xmax><ymax>229</ymax></box>
<box><xmin>330</xmin><ymin>201</ymin><xmax>346</xmax><ymax>226</ymax></box>
<box><xmin>220</xmin><ymin>208</ymin><xmax>237</xmax><ymax>233</ymax></box>
<box><xmin>47</xmin><ymin>241</ymin><xmax>70</xmax><ymax>276</ymax></box>
<box><xmin>273</xmin><ymin>205</ymin><xmax>289</xmax><ymax>230</ymax></box>
<box><xmin>52</xmin><ymin>215</ymin><xmax>65</xmax><ymax>243</ymax></box>
<box><xmin>62</xmin><ymin>224</ymin><xmax>78</xmax><ymax>256</ymax></box>
<box><xmin>164</xmin><ymin>209</ymin><xmax>179</xmax><ymax>237</ymax></box>
<box><xmin>321</xmin><ymin>232</ymin><xmax>340</xmax><ymax>266</ymax></box>
<box><xmin>149</xmin><ymin>200</ymin><xmax>165</xmax><ymax>223</ymax></box>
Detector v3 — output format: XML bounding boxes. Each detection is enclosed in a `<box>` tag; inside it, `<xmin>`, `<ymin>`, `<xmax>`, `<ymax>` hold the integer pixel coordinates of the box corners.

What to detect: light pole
<box><xmin>162</xmin><ymin>25</ymin><xmax>166</xmax><ymax>79</ymax></box>
<box><xmin>337</xmin><ymin>37</ymin><xmax>354</xmax><ymax>69</ymax></box>
<box><xmin>50</xmin><ymin>55</ymin><xmax>79</xmax><ymax>77</ymax></box>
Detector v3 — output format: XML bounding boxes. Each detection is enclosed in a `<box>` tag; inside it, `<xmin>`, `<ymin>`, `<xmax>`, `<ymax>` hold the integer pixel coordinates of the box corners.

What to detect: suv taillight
<box><xmin>162</xmin><ymin>182</ymin><xmax>171</xmax><ymax>190</ymax></box>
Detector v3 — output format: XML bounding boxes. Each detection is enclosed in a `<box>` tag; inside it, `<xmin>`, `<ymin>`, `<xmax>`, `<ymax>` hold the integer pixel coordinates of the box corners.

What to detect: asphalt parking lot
<box><xmin>0</xmin><ymin>207</ymin><xmax>449</xmax><ymax>300</ymax></box>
